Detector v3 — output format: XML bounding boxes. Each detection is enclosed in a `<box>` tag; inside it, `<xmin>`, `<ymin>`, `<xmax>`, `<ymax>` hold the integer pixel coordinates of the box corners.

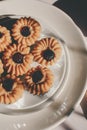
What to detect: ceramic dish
<box><xmin>0</xmin><ymin>15</ymin><xmax>69</xmax><ymax>114</ymax></box>
<box><xmin>0</xmin><ymin>0</ymin><xmax>87</xmax><ymax>130</ymax></box>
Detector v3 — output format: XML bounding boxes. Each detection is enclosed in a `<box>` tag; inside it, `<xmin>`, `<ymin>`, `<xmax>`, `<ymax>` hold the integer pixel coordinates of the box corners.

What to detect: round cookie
<box><xmin>12</xmin><ymin>17</ymin><xmax>41</xmax><ymax>46</ymax></box>
<box><xmin>24</xmin><ymin>66</ymin><xmax>54</xmax><ymax>95</ymax></box>
<box><xmin>0</xmin><ymin>75</ymin><xmax>24</xmax><ymax>104</ymax></box>
<box><xmin>0</xmin><ymin>26</ymin><xmax>11</xmax><ymax>52</ymax></box>
<box><xmin>0</xmin><ymin>60</ymin><xmax>4</xmax><ymax>75</ymax></box>
<box><xmin>32</xmin><ymin>37</ymin><xmax>62</xmax><ymax>66</ymax></box>
<box><xmin>3</xmin><ymin>43</ymin><xmax>33</xmax><ymax>76</ymax></box>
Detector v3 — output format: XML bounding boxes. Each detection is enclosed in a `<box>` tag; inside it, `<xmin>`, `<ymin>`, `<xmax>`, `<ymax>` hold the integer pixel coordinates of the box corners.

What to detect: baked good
<box><xmin>32</xmin><ymin>37</ymin><xmax>62</xmax><ymax>66</ymax></box>
<box><xmin>12</xmin><ymin>17</ymin><xmax>41</xmax><ymax>46</ymax></box>
<box><xmin>0</xmin><ymin>60</ymin><xmax>4</xmax><ymax>74</ymax></box>
<box><xmin>0</xmin><ymin>25</ymin><xmax>11</xmax><ymax>52</ymax></box>
<box><xmin>3</xmin><ymin>43</ymin><xmax>33</xmax><ymax>76</ymax></box>
<box><xmin>24</xmin><ymin>66</ymin><xmax>54</xmax><ymax>95</ymax></box>
<box><xmin>0</xmin><ymin>75</ymin><xmax>24</xmax><ymax>104</ymax></box>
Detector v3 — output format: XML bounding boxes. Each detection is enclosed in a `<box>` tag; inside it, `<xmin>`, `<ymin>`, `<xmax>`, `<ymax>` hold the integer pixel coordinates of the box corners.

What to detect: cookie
<box><xmin>24</xmin><ymin>66</ymin><xmax>54</xmax><ymax>95</ymax></box>
<box><xmin>0</xmin><ymin>75</ymin><xmax>24</xmax><ymax>104</ymax></box>
<box><xmin>0</xmin><ymin>60</ymin><xmax>4</xmax><ymax>74</ymax></box>
<box><xmin>32</xmin><ymin>37</ymin><xmax>62</xmax><ymax>66</ymax></box>
<box><xmin>12</xmin><ymin>17</ymin><xmax>41</xmax><ymax>46</ymax></box>
<box><xmin>3</xmin><ymin>43</ymin><xmax>33</xmax><ymax>76</ymax></box>
<box><xmin>0</xmin><ymin>25</ymin><xmax>11</xmax><ymax>52</ymax></box>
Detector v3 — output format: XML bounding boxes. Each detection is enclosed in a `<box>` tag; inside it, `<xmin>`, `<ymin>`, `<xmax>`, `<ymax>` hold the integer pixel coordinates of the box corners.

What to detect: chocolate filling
<box><xmin>21</xmin><ymin>26</ymin><xmax>31</xmax><ymax>37</ymax></box>
<box><xmin>43</xmin><ymin>48</ymin><xmax>55</xmax><ymax>61</ymax></box>
<box><xmin>32</xmin><ymin>70</ymin><xmax>43</xmax><ymax>83</ymax></box>
<box><xmin>12</xmin><ymin>52</ymin><xmax>24</xmax><ymax>64</ymax></box>
<box><xmin>2</xmin><ymin>78</ymin><xmax>14</xmax><ymax>92</ymax></box>
<box><xmin>0</xmin><ymin>32</ymin><xmax>4</xmax><ymax>38</ymax></box>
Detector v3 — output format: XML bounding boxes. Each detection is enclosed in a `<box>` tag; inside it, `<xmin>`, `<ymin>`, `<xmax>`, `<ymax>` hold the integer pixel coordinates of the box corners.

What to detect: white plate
<box><xmin>0</xmin><ymin>15</ymin><xmax>69</xmax><ymax>113</ymax></box>
<box><xmin>0</xmin><ymin>0</ymin><xmax>87</xmax><ymax>130</ymax></box>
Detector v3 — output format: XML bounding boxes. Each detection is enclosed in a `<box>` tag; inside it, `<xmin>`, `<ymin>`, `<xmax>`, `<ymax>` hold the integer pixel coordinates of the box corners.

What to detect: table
<box><xmin>54</xmin><ymin>0</ymin><xmax>87</xmax><ymax>36</ymax></box>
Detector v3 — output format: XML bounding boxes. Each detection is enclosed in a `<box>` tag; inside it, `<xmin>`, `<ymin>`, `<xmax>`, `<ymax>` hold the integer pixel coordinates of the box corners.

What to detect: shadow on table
<box><xmin>62</xmin><ymin>123</ymin><xmax>73</xmax><ymax>130</ymax></box>
<box><xmin>74</xmin><ymin>110</ymin><xmax>84</xmax><ymax>117</ymax></box>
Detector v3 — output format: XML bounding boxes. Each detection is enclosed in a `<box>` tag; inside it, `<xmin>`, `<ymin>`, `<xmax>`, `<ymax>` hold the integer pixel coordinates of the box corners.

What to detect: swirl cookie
<box><xmin>12</xmin><ymin>17</ymin><xmax>41</xmax><ymax>46</ymax></box>
<box><xmin>3</xmin><ymin>43</ymin><xmax>33</xmax><ymax>76</ymax></box>
<box><xmin>0</xmin><ymin>60</ymin><xmax>4</xmax><ymax>75</ymax></box>
<box><xmin>0</xmin><ymin>26</ymin><xmax>11</xmax><ymax>52</ymax></box>
<box><xmin>24</xmin><ymin>66</ymin><xmax>54</xmax><ymax>95</ymax></box>
<box><xmin>32</xmin><ymin>37</ymin><xmax>62</xmax><ymax>66</ymax></box>
<box><xmin>0</xmin><ymin>75</ymin><xmax>24</xmax><ymax>104</ymax></box>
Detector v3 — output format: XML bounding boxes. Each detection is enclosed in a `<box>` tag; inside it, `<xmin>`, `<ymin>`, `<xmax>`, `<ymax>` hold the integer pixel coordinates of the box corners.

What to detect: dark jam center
<box><xmin>43</xmin><ymin>48</ymin><xmax>55</xmax><ymax>61</ymax></box>
<box><xmin>21</xmin><ymin>26</ymin><xmax>31</xmax><ymax>37</ymax></box>
<box><xmin>3</xmin><ymin>78</ymin><xmax>14</xmax><ymax>92</ymax></box>
<box><xmin>0</xmin><ymin>32</ymin><xmax>4</xmax><ymax>38</ymax></box>
<box><xmin>32</xmin><ymin>70</ymin><xmax>43</xmax><ymax>83</ymax></box>
<box><xmin>12</xmin><ymin>52</ymin><xmax>24</xmax><ymax>64</ymax></box>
